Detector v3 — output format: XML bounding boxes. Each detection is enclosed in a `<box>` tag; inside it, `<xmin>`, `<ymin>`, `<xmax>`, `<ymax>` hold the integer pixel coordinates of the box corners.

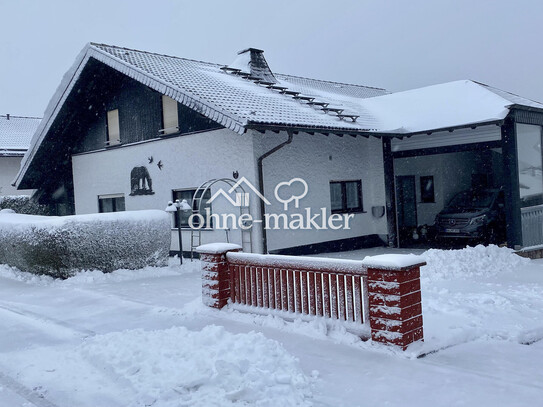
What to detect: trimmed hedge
<box><xmin>0</xmin><ymin>210</ymin><xmax>171</xmax><ymax>278</ymax></box>
<box><xmin>0</xmin><ymin>195</ymin><xmax>51</xmax><ymax>216</ymax></box>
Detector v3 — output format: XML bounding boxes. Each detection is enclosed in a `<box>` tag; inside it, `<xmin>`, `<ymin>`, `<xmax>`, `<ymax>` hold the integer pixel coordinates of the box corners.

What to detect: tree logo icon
<box><xmin>274</xmin><ymin>178</ymin><xmax>309</xmax><ymax>210</ymax></box>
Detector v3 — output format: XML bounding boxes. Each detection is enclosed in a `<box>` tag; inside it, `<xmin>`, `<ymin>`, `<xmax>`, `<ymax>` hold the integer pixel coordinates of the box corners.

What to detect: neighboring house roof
<box><xmin>358</xmin><ymin>80</ymin><xmax>543</xmax><ymax>135</ymax></box>
<box><xmin>0</xmin><ymin>115</ymin><xmax>41</xmax><ymax>156</ymax></box>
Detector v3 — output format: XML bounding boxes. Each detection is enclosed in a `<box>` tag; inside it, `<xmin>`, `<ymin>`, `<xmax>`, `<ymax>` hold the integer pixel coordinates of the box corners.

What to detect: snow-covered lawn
<box><xmin>0</xmin><ymin>245</ymin><xmax>542</xmax><ymax>406</ymax></box>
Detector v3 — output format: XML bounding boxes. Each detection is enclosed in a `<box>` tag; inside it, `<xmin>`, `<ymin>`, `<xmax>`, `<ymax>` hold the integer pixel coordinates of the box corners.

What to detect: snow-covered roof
<box><xmin>15</xmin><ymin>43</ymin><xmax>543</xmax><ymax>187</ymax></box>
<box><xmin>15</xmin><ymin>43</ymin><xmax>388</xmax><ymax>187</ymax></box>
<box><xmin>88</xmin><ymin>43</ymin><xmax>387</xmax><ymax>133</ymax></box>
<box><xmin>0</xmin><ymin>115</ymin><xmax>40</xmax><ymax>156</ymax></box>
<box><xmin>359</xmin><ymin>80</ymin><xmax>543</xmax><ymax>134</ymax></box>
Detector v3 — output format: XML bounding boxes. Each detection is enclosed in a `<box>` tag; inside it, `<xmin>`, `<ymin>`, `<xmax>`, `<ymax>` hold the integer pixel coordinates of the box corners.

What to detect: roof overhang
<box><xmin>245</xmin><ymin>122</ymin><xmax>396</xmax><ymax>138</ymax></box>
<box><xmin>245</xmin><ymin>118</ymin><xmax>509</xmax><ymax>141</ymax></box>
<box><xmin>389</xmin><ymin>119</ymin><xmax>505</xmax><ymax>139</ymax></box>
<box><xmin>509</xmin><ymin>104</ymin><xmax>543</xmax><ymax>115</ymax></box>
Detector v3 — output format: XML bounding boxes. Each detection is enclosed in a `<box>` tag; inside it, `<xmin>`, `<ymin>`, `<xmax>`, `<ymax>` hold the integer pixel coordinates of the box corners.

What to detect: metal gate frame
<box><xmin>190</xmin><ymin>178</ymin><xmax>252</xmax><ymax>259</ymax></box>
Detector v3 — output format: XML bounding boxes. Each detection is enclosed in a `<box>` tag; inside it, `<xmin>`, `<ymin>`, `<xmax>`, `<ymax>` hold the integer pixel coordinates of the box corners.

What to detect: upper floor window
<box><xmin>106</xmin><ymin>109</ymin><xmax>120</xmax><ymax>146</ymax></box>
<box><xmin>330</xmin><ymin>180</ymin><xmax>363</xmax><ymax>214</ymax></box>
<box><xmin>161</xmin><ymin>95</ymin><xmax>179</xmax><ymax>135</ymax></box>
<box><xmin>98</xmin><ymin>194</ymin><xmax>125</xmax><ymax>213</ymax></box>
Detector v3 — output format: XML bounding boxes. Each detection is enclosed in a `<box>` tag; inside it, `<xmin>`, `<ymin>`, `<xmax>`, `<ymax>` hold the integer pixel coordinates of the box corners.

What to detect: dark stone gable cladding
<box><xmin>20</xmin><ymin>57</ymin><xmax>223</xmax><ymax>212</ymax></box>
<box><xmin>73</xmin><ymin>60</ymin><xmax>162</xmax><ymax>153</ymax></box>
<box><xmin>73</xmin><ymin>59</ymin><xmax>222</xmax><ymax>154</ymax></box>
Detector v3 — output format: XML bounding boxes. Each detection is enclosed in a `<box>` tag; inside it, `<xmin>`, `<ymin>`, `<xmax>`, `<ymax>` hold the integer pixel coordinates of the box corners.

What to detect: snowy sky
<box><xmin>1</xmin><ymin>0</ymin><xmax>543</xmax><ymax>118</ymax></box>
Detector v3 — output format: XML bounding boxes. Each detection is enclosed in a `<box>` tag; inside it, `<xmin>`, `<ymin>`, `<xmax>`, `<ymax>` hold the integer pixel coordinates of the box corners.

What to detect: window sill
<box><xmin>104</xmin><ymin>142</ymin><xmax>123</xmax><ymax>149</ymax></box>
<box><xmin>331</xmin><ymin>209</ymin><xmax>366</xmax><ymax>215</ymax></box>
<box><xmin>158</xmin><ymin>130</ymin><xmax>182</xmax><ymax>138</ymax></box>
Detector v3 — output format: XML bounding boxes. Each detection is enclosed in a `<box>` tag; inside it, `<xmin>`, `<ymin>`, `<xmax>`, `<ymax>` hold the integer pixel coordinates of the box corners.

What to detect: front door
<box><xmin>396</xmin><ymin>175</ymin><xmax>417</xmax><ymax>245</ymax></box>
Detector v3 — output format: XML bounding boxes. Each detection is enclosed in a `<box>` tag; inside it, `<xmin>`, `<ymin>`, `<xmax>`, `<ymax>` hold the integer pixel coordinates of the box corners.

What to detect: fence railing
<box><xmin>521</xmin><ymin>204</ymin><xmax>543</xmax><ymax>247</ymax></box>
<box><xmin>197</xmin><ymin>243</ymin><xmax>425</xmax><ymax>350</ymax></box>
<box><xmin>227</xmin><ymin>252</ymin><xmax>369</xmax><ymax>324</ymax></box>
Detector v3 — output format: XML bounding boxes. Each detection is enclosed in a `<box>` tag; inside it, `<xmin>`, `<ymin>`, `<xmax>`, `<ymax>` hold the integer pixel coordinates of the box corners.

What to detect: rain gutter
<box><xmin>256</xmin><ymin>130</ymin><xmax>294</xmax><ymax>253</ymax></box>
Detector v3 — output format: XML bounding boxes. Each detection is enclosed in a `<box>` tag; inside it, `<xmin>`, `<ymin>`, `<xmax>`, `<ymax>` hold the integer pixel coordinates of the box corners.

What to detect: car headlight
<box><xmin>470</xmin><ymin>215</ymin><xmax>486</xmax><ymax>225</ymax></box>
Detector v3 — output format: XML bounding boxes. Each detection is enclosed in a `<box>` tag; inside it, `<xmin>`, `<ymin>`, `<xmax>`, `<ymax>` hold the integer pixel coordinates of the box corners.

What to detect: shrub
<box><xmin>0</xmin><ymin>210</ymin><xmax>171</xmax><ymax>278</ymax></box>
<box><xmin>0</xmin><ymin>195</ymin><xmax>51</xmax><ymax>216</ymax></box>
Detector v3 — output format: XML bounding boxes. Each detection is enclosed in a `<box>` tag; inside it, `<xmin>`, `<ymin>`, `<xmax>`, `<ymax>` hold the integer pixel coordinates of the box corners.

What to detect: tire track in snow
<box><xmin>0</xmin><ymin>368</ymin><xmax>60</xmax><ymax>407</ymax></box>
<box><xmin>0</xmin><ymin>301</ymin><xmax>96</xmax><ymax>338</ymax></box>
<box><xmin>420</xmin><ymin>355</ymin><xmax>543</xmax><ymax>391</ymax></box>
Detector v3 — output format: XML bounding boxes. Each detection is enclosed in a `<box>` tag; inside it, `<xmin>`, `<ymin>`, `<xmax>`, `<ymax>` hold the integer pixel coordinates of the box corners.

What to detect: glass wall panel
<box><xmin>516</xmin><ymin>124</ymin><xmax>543</xmax><ymax>207</ymax></box>
<box><xmin>516</xmin><ymin>123</ymin><xmax>543</xmax><ymax>246</ymax></box>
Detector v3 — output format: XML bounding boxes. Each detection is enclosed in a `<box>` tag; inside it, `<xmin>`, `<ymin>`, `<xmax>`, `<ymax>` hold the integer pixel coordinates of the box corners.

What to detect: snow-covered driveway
<box><xmin>1</xmin><ymin>246</ymin><xmax>542</xmax><ymax>406</ymax></box>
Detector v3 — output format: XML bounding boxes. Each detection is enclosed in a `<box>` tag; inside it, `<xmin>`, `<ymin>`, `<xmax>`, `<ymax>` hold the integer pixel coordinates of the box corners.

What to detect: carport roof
<box><xmin>359</xmin><ymin>80</ymin><xmax>543</xmax><ymax>135</ymax></box>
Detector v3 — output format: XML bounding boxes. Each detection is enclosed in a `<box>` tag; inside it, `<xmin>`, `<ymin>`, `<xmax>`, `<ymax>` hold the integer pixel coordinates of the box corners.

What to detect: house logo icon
<box><xmin>208</xmin><ymin>176</ymin><xmax>271</xmax><ymax>207</ymax></box>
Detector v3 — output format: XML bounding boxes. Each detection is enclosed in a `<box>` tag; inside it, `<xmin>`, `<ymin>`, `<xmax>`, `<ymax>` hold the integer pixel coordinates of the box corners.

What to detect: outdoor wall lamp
<box><xmin>165</xmin><ymin>199</ymin><xmax>192</xmax><ymax>264</ymax></box>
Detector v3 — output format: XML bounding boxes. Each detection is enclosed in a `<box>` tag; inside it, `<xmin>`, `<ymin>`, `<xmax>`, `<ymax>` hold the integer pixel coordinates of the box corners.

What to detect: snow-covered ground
<box><xmin>0</xmin><ymin>245</ymin><xmax>542</xmax><ymax>406</ymax></box>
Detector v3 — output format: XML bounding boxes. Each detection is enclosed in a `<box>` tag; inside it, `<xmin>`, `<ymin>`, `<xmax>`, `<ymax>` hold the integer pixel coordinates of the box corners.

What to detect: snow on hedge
<box><xmin>78</xmin><ymin>325</ymin><xmax>313</xmax><ymax>406</ymax></box>
<box><xmin>0</xmin><ymin>210</ymin><xmax>170</xmax><ymax>277</ymax></box>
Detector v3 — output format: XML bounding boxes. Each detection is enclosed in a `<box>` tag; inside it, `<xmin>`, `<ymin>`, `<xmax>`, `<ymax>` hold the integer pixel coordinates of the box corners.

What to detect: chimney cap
<box><xmin>237</xmin><ymin>47</ymin><xmax>264</xmax><ymax>55</ymax></box>
<box><xmin>225</xmin><ymin>47</ymin><xmax>276</xmax><ymax>84</ymax></box>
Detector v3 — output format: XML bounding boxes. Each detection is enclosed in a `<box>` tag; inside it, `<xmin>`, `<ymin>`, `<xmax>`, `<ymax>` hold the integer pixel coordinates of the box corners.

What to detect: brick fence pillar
<box><xmin>362</xmin><ymin>255</ymin><xmax>426</xmax><ymax>350</ymax></box>
<box><xmin>196</xmin><ymin>243</ymin><xmax>242</xmax><ymax>309</ymax></box>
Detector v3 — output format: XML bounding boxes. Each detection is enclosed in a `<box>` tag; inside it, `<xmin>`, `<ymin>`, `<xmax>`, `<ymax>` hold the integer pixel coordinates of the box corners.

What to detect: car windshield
<box><xmin>447</xmin><ymin>190</ymin><xmax>496</xmax><ymax>210</ymax></box>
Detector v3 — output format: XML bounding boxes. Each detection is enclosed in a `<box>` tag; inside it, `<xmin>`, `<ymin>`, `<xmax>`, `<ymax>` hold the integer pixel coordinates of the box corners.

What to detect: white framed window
<box><xmin>161</xmin><ymin>95</ymin><xmax>179</xmax><ymax>135</ymax></box>
<box><xmin>330</xmin><ymin>180</ymin><xmax>363</xmax><ymax>214</ymax></box>
<box><xmin>98</xmin><ymin>193</ymin><xmax>125</xmax><ymax>213</ymax></box>
<box><xmin>106</xmin><ymin>109</ymin><xmax>120</xmax><ymax>146</ymax></box>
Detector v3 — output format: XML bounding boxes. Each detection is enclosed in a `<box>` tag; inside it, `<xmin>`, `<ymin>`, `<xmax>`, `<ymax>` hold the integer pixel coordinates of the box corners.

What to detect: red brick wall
<box><xmin>367</xmin><ymin>265</ymin><xmax>424</xmax><ymax>350</ymax></box>
<box><xmin>197</xmin><ymin>244</ymin><xmax>425</xmax><ymax>350</ymax></box>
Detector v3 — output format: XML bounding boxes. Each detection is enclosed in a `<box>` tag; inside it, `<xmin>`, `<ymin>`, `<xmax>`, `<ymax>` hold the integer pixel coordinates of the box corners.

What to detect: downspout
<box><xmin>257</xmin><ymin>130</ymin><xmax>294</xmax><ymax>253</ymax></box>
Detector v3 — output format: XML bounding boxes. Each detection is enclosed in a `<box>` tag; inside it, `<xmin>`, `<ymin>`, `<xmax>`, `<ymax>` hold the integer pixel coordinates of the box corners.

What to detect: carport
<box><xmin>363</xmin><ymin>80</ymin><xmax>543</xmax><ymax>249</ymax></box>
<box><xmin>390</xmin><ymin>125</ymin><xmax>505</xmax><ymax>247</ymax></box>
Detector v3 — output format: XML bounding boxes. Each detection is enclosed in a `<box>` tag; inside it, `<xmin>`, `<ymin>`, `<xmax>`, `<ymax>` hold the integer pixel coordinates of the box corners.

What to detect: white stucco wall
<box><xmin>72</xmin><ymin>128</ymin><xmax>389</xmax><ymax>254</ymax></box>
<box><xmin>254</xmin><ymin>131</ymin><xmax>388</xmax><ymax>252</ymax></box>
<box><xmin>72</xmin><ymin>129</ymin><xmax>262</xmax><ymax>253</ymax></box>
<box><xmin>0</xmin><ymin>156</ymin><xmax>34</xmax><ymax>196</ymax></box>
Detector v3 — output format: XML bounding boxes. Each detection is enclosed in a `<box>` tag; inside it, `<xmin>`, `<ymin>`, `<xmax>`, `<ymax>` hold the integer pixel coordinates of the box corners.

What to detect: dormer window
<box><xmin>161</xmin><ymin>95</ymin><xmax>179</xmax><ymax>135</ymax></box>
<box><xmin>106</xmin><ymin>109</ymin><xmax>120</xmax><ymax>146</ymax></box>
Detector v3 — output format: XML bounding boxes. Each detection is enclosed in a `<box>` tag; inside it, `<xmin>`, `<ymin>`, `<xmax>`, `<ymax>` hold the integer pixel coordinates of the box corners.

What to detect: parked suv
<box><xmin>435</xmin><ymin>188</ymin><xmax>505</xmax><ymax>242</ymax></box>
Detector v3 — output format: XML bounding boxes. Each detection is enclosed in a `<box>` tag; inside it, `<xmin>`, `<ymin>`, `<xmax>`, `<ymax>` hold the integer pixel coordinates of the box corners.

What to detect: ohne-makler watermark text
<box><xmin>189</xmin><ymin>208</ymin><xmax>355</xmax><ymax>230</ymax></box>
